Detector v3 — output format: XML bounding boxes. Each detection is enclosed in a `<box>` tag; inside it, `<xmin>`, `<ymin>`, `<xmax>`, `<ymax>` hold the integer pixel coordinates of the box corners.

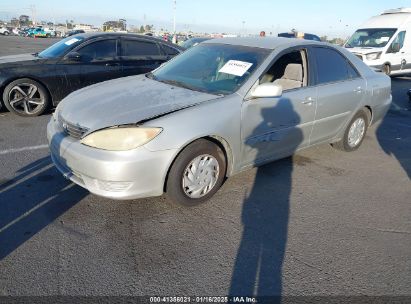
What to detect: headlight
<box><xmin>366</xmin><ymin>52</ymin><xmax>382</xmax><ymax>61</ymax></box>
<box><xmin>80</xmin><ymin>127</ymin><xmax>162</xmax><ymax>151</ymax></box>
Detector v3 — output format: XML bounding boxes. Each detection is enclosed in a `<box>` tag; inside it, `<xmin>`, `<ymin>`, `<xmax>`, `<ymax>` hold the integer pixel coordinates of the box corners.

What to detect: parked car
<box><xmin>345</xmin><ymin>8</ymin><xmax>411</xmax><ymax>76</ymax></box>
<box><xmin>0</xmin><ymin>33</ymin><xmax>183</xmax><ymax>116</ymax></box>
<box><xmin>27</xmin><ymin>27</ymin><xmax>55</xmax><ymax>38</ymax></box>
<box><xmin>48</xmin><ymin>37</ymin><xmax>392</xmax><ymax>205</ymax></box>
<box><xmin>0</xmin><ymin>27</ymin><xmax>10</xmax><ymax>36</ymax></box>
<box><xmin>64</xmin><ymin>29</ymin><xmax>85</xmax><ymax>37</ymax></box>
<box><xmin>181</xmin><ymin>37</ymin><xmax>211</xmax><ymax>49</ymax></box>
<box><xmin>278</xmin><ymin>32</ymin><xmax>321</xmax><ymax>41</ymax></box>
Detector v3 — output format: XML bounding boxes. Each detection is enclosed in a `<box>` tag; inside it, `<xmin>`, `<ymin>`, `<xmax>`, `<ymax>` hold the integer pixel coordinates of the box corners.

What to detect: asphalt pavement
<box><xmin>0</xmin><ymin>36</ymin><xmax>410</xmax><ymax>298</ymax></box>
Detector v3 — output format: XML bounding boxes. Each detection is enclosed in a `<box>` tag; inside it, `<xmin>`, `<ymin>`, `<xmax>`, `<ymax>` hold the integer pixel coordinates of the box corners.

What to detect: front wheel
<box><xmin>383</xmin><ymin>64</ymin><xmax>391</xmax><ymax>75</ymax></box>
<box><xmin>332</xmin><ymin>110</ymin><xmax>369</xmax><ymax>152</ymax></box>
<box><xmin>3</xmin><ymin>78</ymin><xmax>50</xmax><ymax>117</ymax></box>
<box><xmin>166</xmin><ymin>139</ymin><xmax>226</xmax><ymax>206</ymax></box>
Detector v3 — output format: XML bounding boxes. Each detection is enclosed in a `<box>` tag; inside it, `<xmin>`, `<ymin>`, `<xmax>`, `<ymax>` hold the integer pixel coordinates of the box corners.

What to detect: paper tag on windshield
<box><xmin>218</xmin><ymin>60</ymin><xmax>253</xmax><ymax>77</ymax></box>
<box><xmin>65</xmin><ymin>38</ymin><xmax>80</xmax><ymax>46</ymax></box>
<box><xmin>380</xmin><ymin>37</ymin><xmax>390</xmax><ymax>42</ymax></box>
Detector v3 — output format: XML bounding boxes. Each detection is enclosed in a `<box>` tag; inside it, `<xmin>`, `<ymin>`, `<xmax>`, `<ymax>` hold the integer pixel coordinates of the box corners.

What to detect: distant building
<box><xmin>73</xmin><ymin>24</ymin><xmax>94</xmax><ymax>31</ymax></box>
<box><xmin>19</xmin><ymin>15</ymin><xmax>30</xmax><ymax>26</ymax></box>
<box><xmin>103</xmin><ymin>19</ymin><xmax>126</xmax><ymax>32</ymax></box>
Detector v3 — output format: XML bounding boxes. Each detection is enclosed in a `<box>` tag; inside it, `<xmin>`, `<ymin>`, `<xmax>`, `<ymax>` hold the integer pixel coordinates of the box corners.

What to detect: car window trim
<box><xmin>311</xmin><ymin>46</ymin><xmax>363</xmax><ymax>86</ymax></box>
<box><xmin>68</xmin><ymin>37</ymin><xmax>120</xmax><ymax>61</ymax></box>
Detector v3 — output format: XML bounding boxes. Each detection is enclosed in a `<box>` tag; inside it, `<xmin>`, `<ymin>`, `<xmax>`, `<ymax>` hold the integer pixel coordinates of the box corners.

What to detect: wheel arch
<box><xmin>162</xmin><ymin>135</ymin><xmax>234</xmax><ymax>193</ymax></box>
<box><xmin>2</xmin><ymin>76</ymin><xmax>54</xmax><ymax>107</ymax></box>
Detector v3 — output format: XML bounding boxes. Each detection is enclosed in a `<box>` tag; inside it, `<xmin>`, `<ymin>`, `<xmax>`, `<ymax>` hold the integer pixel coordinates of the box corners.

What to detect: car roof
<box><xmin>72</xmin><ymin>32</ymin><xmax>185</xmax><ymax>50</ymax></box>
<box><xmin>202</xmin><ymin>37</ymin><xmax>324</xmax><ymax>49</ymax></box>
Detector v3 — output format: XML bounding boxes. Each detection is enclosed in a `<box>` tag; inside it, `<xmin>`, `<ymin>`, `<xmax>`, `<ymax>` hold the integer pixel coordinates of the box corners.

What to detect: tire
<box><xmin>166</xmin><ymin>139</ymin><xmax>226</xmax><ymax>206</ymax></box>
<box><xmin>383</xmin><ymin>64</ymin><xmax>391</xmax><ymax>75</ymax></box>
<box><xmin>3</xmin><ymin>78</ymin><xmax>50</xmax><ymax>117</ymax></box>
<box><xmin>4</xmin><ymin>31</ymin><xmax>9</xmax><ymax>36</ymax></box>
<box><xmin>332</xmin><ymin>109</ymin><xmax>369</xmax><ymax>152</ymax></box>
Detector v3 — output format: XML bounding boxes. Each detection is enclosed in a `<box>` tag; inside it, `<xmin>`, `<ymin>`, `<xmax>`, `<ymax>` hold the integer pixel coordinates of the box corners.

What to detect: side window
<box><xmin>313</xmin><ymin>47</ymin><xmax>358</xmax><ymax>85</ymax></box>
<box><xmin>122</xmin><ymin>40</ymin><xmax>161</xmax><ymax>57</ymax></box>
<box><xmin>259</xmin><ymin>49</ymin><xmax>307</xmax><ymax>91</ymax></box>
<box><xmin>387</xmin><ymin>31</ymin><xmax>406</xmax><ymax>53</ymax></box>
<box><xmin>162</xmin><ymin>44</ymin><xmax>180</xmax><ymax>56</ymax></box>
<box><xmin>78</xmin><ymin>39</ymin><xmax>117</xmax><ymax>61</ymax></box>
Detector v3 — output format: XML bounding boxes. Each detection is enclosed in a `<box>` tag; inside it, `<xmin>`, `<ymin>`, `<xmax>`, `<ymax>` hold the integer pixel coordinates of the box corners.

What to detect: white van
<box><xmin>345</xmin><ymin>8</ymin><xmax>411</xmax><ymax>76</ymax></box>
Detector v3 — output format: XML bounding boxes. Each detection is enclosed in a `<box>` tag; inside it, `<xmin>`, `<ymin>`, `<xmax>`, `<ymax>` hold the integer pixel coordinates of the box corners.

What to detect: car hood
<box><xmin>0</xmin><ymin>53</ymin><xmax>39</xmax><ymax>64</ymax></box>
<box><xmin>346</xmin><ymin>47</ymin><xmax>384</xmax><ymax>55</ymax></box>
<box><xmin>57</xmin><ymin>75</ymin><xmax>222</xmax><ymax>132</ymax></box>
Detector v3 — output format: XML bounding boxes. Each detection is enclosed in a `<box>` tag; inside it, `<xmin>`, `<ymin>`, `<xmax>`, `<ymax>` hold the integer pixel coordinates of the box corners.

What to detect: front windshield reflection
<box><xmin>152</xmin><ymin>44</ymin><xmax>270</xmax><ymax>95</ymax></box>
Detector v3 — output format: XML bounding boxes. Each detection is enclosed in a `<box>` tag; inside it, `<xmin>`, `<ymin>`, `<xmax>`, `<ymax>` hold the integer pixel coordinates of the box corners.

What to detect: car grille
<box><xmin>58</xmin><ymin>114</ymin><xmax>89</xmax><ymax>140</ymax></box>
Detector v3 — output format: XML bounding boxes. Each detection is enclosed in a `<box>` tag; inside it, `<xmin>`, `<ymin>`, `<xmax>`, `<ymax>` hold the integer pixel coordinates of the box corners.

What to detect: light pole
<box><xmin>173</xmin><ymin>0</ymin><xmax>176</xmax><ymax>34</ymax></box>
<box><xmin>242</xmin><ymin>21</ymin><xmax>245</xmax><ymax>37</ymax></box>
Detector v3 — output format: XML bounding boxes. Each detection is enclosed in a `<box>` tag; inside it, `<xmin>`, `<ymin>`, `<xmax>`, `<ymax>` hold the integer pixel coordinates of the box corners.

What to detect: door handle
<box><xmin>354</xmin><ymin>86</ymin><xmax>363</xmax><ymax>93</ymax></box>
<box><xmin>105</xmin><ymin>63</ymin><xmax>120</xmax><ymax>66</ymax></box>
<box><xmin>301</xmin><ymin>97</ymin><xmax>315</xmax><ymax>105</ymax></box>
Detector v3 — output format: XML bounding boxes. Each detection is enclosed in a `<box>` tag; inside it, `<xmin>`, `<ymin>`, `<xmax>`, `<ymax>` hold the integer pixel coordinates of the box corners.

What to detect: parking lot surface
<box><xmin>0</xmin><ymin>36</ymin><xmax>410</xmax><ymax>297</ymax></box>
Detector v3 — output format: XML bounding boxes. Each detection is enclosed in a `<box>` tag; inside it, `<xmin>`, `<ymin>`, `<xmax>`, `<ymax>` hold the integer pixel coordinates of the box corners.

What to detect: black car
<box><xmin>0</xmin><ymin>33</ymin><xmax>183</xmax><ymax>116</ymax></box>
<box><xmin>64</xmin><ymin>29</ymin><xmax>85</xmax><ymax>37</ymax></box>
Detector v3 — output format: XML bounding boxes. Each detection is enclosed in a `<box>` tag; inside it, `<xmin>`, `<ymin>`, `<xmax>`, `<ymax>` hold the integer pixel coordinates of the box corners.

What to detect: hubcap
<box><xmin>348</xmin><ymin>117</ymin><xmax>366</xmax><ymax>148</ymax></box>
<box><xmin>182</xmin><ymin>154</ymin><xmax>220</xmax><ymax>198</ymax></box>
<box><xmin>8</xmin><ymin>83</ymin><xmax>45</xmax><ymax>115</ymax></box>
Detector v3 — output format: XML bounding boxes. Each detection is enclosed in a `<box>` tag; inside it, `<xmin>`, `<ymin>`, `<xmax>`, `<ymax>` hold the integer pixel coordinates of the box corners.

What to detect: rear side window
<box><xmin>78</xmin><ymin>39</ymin><xmax>117</xmax><ymax>61</ymax></box>
<box><xmin>162</xmin><ymin>44</ymin><xmax>180</xmax><ymax>56</ymax></box>
<box><xmin>313</xmin><ymin>47</ymin><xmax>359</xmax><ymax>84</ymax></box>
<box><xmin>122</xmin><ymin>40</ymin><xmax>161</xmax><ymax>56</ymax></box>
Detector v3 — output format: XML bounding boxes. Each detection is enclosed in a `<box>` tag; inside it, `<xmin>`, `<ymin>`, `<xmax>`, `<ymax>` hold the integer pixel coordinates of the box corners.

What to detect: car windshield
<box><xmin>150</xmin><ymin>43</ymin><xmax>270</xmax><ymax>95</ymax></box>
<box><xmin>345</xmin><ymin>28</ymin><xmax>397</xmax><ymax>48</ymax></box>
<box><xmin>38</xmin><ymin>36</ymin><xmax>85</xmax><ymax>58</ymax></box>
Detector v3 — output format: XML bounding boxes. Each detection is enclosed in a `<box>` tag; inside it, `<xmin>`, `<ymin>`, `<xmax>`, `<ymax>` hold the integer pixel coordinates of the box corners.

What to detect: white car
<box><xmin>0</xmin><ymin>27</ymin><xmax>10</xmax><ymax>36</ymax></box>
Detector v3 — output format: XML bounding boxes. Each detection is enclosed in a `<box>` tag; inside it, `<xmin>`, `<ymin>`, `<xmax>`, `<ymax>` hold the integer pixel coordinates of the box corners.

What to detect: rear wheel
<box><xmin>166</xmin><ymin>139</ymin><xmax>226</xmax><ymax>206</ymax></box>
<box><xmin>3</xmin><ymin>78</ymin><xmax>50</xmax><ymax>117</ymax></box>
<box><xmin>332</xmin><ymin>110</ymin><xmax>369</xmax><ymax>152</ymax></box>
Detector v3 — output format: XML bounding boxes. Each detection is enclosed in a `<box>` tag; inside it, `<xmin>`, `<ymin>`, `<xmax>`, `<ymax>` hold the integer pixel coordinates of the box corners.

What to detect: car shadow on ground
<box><xmin>230</xmin><ymin>99</ymin><xmax>302</xmax><ymax>300</ymax></box>
<box><xmin>0</xmin><ymin>155</ymin><xmax>88</xmax><ymax>260</ymax></box>
<box><xmin>376</xmin><ymin>78</ymin><xmax>411</xmax><ymax>180</ymax></box>
<box><xmin>376</xmin><ymin>110</ymin><xmax>411</xmax><ymax>179</ymax></box>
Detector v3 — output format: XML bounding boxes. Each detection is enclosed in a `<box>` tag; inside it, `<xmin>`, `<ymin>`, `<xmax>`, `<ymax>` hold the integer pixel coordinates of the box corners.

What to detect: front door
<box><xmin>241</xmin><ymin>87</ymin><xmax>317</xmax><ymax>166</ymax></box>
<box><xmin>76</xmin><ymin>38</ymin><xmax>122</xmax><ymax>87</ymax></box>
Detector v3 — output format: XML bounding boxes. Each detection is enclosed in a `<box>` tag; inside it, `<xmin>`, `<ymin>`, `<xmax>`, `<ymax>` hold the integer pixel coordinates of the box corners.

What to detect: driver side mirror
<box><xmin>65</xmin><ymin>51</ymin><xmax>82</xmax><ymax>61</ymax></box>
<box><xmin>250</xmin><ymin>83</ymin><xmax>283</xmax><ymax>99</ymax></box>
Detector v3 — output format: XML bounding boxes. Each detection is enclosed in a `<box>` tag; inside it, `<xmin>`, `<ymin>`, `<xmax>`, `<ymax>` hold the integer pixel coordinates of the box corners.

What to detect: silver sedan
<box><xmin>47</xmin><ymin>37</ymin><xmax>392</xmax><ymax>205</ymax></box>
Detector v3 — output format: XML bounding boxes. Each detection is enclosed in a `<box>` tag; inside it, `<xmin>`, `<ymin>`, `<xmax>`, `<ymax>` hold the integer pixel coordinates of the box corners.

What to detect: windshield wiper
<box><xmin>159</xmin><ymin>79</ymin><xmax>217</xmax><ymax>94</ymax></box>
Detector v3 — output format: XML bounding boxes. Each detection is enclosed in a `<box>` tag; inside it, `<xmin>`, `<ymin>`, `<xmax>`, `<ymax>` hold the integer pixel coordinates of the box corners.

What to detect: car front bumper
<box><xmin>47</xmin><ymin>118</ymin><xmax>178</xmax><ymax>200</ymax></box>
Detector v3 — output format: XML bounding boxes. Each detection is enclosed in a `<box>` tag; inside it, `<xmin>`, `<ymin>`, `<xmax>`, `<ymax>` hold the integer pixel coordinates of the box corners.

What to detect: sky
<box><xmin>1</xmin><ymin>0</ymin><xmax>411</xmax><ymax>37</ymax></box>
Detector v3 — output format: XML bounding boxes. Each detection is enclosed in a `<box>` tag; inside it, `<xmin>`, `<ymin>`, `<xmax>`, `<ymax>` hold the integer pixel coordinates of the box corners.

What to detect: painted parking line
<box><xmin>0</xmin><ymin>144</ymin><xmax>49</xmax><ymax>155</ymax></box>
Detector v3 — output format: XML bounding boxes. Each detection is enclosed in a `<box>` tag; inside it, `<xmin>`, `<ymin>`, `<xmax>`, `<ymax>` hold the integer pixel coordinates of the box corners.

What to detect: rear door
<box><xmin>119</xmin><ymin>38</ymin><xmax>168</xmax><ymax>76</ymax></box>
<box><xmin>309</xmin><ymin>46</ymin><xmax>366</xmax><ymax>145</ymax></box>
